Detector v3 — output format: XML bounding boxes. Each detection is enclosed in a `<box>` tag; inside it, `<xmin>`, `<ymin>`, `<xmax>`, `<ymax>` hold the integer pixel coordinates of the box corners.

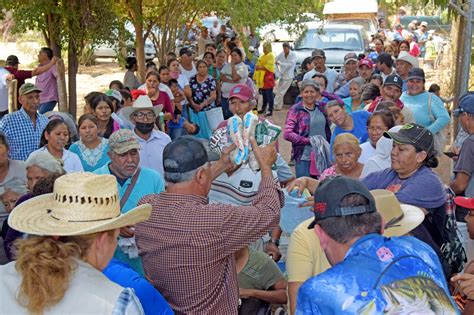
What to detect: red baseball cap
<box><xmin>358</xmin><ymin>58</ymin><xmax>374</xmax><ymax>68</ymax></box>
<box><xmin>455</xmin><ymin>196</ymin><xmax>474</xmax><ymax>209</ymax></box>
<box><xmin>229</xmin><ymin>84</ymin><xmax>253</xmax><ymax>102</ymax></box>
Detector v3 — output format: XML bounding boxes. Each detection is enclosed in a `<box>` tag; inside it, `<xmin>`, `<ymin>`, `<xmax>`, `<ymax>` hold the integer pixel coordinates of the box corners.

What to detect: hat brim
<box><xmin>8</xmin><ymin>193</ymin><xmax>152</xmax><ymax>236</ymax></box>
<box><xmin>229</xmin><ymin>94</ymin><xmax>250</xmax><ymax>102</ymax></box>
<box><xmin>407</xmin><ymin>75</ymin><xmax>425</xmax><ymax>81</ymax></box>
<box><xmin>382</xmin><ymin>204</ymin><xmax>424</xmax><ymax>237</ymax></box>
<box><xmin>344</xmin><ymin>58</ymin><xmax>358</xmax><ymax>64</ymax></box>
<box><xmin>21</xmin><ymin>88</ymin><xmax>43</xmax><ymax>95</ymax></box>
<box><xmin>455</xmin><ymin>196</ymin><xmax>474</xmax><ymax>209</ymax></box>
<box><xmin>383</xmin><ymin>130</ymin><xmax>414</xmax><ymax>145</ymax></box>
<box><xmin>121</xmin><ymin>105</ymin><xmax>163</xmax><ymax>123</ymax></box>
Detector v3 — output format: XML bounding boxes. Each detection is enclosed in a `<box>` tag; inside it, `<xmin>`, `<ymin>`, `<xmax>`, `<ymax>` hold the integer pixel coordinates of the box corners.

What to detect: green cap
<box><xmin>19</xmin><ymin>83</ymin><xmax>42</xmax><ymax>96</ymax></box>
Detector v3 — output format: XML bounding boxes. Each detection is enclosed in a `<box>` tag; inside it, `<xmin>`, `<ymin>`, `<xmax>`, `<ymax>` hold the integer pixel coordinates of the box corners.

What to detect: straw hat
<box><xmin>121</xmin><ymin>95</ymin><xmax>163</xmax><ymax>121</ymax></box>
<box><xmin>371</xmin><ymin>189</ymin><xmax>424</xmax><ymax>237</ymax></box>
<box><xmin>8</xmin><ymin>173</ymin><xmax>151</xmax><ymax>236</ymax></box>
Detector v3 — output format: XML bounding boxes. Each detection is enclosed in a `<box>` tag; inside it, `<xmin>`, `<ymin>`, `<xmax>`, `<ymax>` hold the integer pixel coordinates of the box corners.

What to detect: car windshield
<box><xmin>295</xmin><ymin>28</ymin><xmax>363</xmax><ymax>51</ymax></box>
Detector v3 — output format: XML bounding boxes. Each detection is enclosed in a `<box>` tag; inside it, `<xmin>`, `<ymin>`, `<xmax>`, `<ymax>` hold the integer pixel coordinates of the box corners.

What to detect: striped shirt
<box><xmin>135</xmin><ymin>176</ymin><xmax>284</xmax><ymax>314</ymax></box>
<box><xmin>0</xmin><ymin>108</ymin><xmax>48</xmax><ymax>161</ymax></box>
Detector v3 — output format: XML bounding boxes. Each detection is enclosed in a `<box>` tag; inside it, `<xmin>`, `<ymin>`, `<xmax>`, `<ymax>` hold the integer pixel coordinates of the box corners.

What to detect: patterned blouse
<box><xmin>189</xmin><ymin>74</ymin><xmax>216</xmax><ymax>111</ymax></box>
<box><xmin>69</xmin><ymin>137</ymin><xmax>110</xmax><ymax>172</ymax></box>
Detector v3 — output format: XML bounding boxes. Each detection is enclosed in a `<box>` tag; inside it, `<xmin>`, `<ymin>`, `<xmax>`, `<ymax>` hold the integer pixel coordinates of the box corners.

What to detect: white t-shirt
<box><xmin>220</xmin><ymin>62</ymin><xmax>249</xmax><ymax>98</ymax></box>
<box><xmin>0</xmin><ymin>68</ymin><xmax>10</xmax><ymax>112</ymax></box>
<box><xmin>359</xmin><ymin>141</ymin><xmax>376</xmax><ymax>165</ymax></box>
<box><xmin>35</xmin><ymin>147</ymin><xmax>84</xmax><ymax>173</ymax></box>
<box><xmin>177</xmin><ymin>74</ymin><xmax>189</xmax><ymax>89</ymax></box>
<box><xmin>179</xmin><ymin>64</ymin><xmax>197</xmax><ymax>81</ymax></box>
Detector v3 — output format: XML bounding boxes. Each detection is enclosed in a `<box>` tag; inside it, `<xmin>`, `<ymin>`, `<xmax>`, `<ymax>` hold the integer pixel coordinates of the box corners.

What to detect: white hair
<box><xmin>0</xmin><ymin>177</ymin><xmax>27</xmax><ymax>196</ymax></box>
<box><xmin>26</xmin><ymin>151</ymin><xmax>64</xmax><ymax>174</ymax></box>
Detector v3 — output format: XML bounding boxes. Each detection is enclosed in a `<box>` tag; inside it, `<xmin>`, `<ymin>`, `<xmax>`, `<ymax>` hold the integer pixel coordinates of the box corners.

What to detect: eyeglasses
<box><xmin>134</xmin><ymin>112</ymin><xmax>156</xmax><ymax>120</ymax></box>
<box><xmin>368</xmin><ymin>126</ymin><xmax>386</xmax><ymax>133</ymax></box>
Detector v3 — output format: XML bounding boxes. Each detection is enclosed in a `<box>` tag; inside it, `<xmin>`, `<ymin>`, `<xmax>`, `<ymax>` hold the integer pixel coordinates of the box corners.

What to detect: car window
<box><xmin>295</xmin><ymin>28</ymin><xmax>363</xmax><ymax>51</ymax></box>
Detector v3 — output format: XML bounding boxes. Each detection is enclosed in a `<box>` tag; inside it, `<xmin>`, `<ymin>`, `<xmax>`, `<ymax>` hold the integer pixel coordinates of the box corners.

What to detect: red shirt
<box><xmin>141</xmin><ymin>87</ymin><xmax>173</xmax><ymax>114</ymax></box>
<box><xmin>5</xmin><ymin>66</ymin><xmax>32</xmax><ymax>89</ymax></box>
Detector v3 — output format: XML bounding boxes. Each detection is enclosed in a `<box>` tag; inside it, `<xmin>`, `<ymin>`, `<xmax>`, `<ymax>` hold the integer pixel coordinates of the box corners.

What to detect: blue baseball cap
<box><xmin>454</xmin><ymin>93</ymin><xmax>474</xmax><ymax>117</ymax></box>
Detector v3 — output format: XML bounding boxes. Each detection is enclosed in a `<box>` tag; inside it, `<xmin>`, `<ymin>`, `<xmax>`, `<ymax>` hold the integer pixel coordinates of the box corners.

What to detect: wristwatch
<box><xmin>269</xmin><ymin>239</ymin><xmax>280</xmax><ymax>247</ymax></box>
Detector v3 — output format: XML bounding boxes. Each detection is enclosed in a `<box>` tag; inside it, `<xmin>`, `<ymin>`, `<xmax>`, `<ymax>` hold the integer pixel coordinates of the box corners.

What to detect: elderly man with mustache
<box><xmin>94</xmin><ymin>129</ymin><xmax>165</xmax><ymax>276</ymax></box>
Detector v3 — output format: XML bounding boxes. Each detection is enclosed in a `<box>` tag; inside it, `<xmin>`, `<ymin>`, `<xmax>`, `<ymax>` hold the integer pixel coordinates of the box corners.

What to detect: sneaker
<box><xmin>265</xmin><ymin>112</ymin><xmax>273</xmax><ymax>117</ymax></box>
<box><xmin>257</xmin><ymin>110</ymin><xmax>264</xmax><ymax>114</ymax></box>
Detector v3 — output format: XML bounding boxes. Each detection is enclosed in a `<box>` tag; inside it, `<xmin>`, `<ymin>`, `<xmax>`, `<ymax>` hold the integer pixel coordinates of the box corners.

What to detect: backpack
<box><xmin>440</xmin><ymin>186</ymin><xmax>467</xmax><ymax>274</ymax></box>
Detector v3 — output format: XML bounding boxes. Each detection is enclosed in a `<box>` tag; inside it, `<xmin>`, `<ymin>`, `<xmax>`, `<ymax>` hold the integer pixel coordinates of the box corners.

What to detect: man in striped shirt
<box><xmin>135</xmin><ymin>137</ymin><xmax>284</xmax><ymax>314</ymax></box>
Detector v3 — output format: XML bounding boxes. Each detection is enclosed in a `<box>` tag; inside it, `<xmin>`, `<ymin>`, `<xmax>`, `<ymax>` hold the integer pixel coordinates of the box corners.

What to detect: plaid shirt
<box><xmin>135</xmin><ymin>176</ymin><xmax>284</xmax><ymax>314</ymax></box>
<box><xmin>0</xmin><ymin>108</ymin><xmax>48</xmax><ymax>160</ymax></box>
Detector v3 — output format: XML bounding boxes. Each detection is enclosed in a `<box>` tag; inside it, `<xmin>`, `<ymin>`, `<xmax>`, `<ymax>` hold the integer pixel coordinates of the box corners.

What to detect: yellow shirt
<box><xmin>286</xmin><ymin>218</ymin><xmax>331</xmax><ymax>282</ymax></box>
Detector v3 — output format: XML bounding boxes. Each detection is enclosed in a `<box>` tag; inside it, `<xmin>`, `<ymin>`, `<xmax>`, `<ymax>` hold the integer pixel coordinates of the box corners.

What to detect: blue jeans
<box><xmin>39</xmin><ymin>101</ymin><xmax>57</xmax><ymax>114</ymax></box>
<box><xmin>261</xmin><ymin>88</ymin><xmax>274</xmax><ymax>113</ymax></box>
<box><xmin>169</xmin><ymin>127</ymin><xmax>183</xmax><ymax>140</ymax></box>
<box><xmin>221</xmin><ymin>97</ymin><xmax>232</xmax><ymax>120</ymax></box>
<box><xmin>295</xmin><ymin>160</ymin><xmax>311</xmax><ymax>178</ymax></box>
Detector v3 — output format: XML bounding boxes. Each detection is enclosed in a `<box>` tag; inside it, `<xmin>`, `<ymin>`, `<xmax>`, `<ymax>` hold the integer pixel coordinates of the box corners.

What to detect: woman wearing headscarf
<box><xmin>254</xmin><ymin>42</ymin><xmax>276</xmax><ymax>116</ymax></box>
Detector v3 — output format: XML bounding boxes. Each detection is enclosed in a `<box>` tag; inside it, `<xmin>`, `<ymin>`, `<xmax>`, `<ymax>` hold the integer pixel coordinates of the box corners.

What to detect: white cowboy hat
<box><xmin>396</xmin><ymin>51</ymin><xmax>419</xmax><ymax>68</ymax></box>
<box><xmin>371</xmin><ymin>189</ymin><xmax>425</xmax><ymax>237</ymax></box>
<box><xmin>8</xmin><ymin>173</ymin><xmax>151</xmax><ymax>236</ymax></box>
<box><xmin>121</xmin><ymin>95</ymin><xmax>163</xmax><ymax>122</ymax></box>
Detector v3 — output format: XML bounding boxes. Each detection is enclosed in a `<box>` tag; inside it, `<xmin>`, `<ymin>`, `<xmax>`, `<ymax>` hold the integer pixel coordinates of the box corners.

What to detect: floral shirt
<box><xmin>190</xmin><ymin>74</ymin><xmax>216</xmax><ymax>111</ymax></box>
<box><xmin>69</xmin><ymin>137</ymin><xmax>110</xmax><ymax>172</ymax></box>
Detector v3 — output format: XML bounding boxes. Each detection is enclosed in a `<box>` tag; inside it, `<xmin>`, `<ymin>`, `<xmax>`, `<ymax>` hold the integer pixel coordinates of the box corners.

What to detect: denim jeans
<box><xmin>295</xmin><ymin>160</ymin><xmax>311</xmax><ymax>178</ymax></box>
<box><xmin>39</xmin><ymin>101</ymin><xmax>57</xmax><ymax>114</ymax></box>
<box><xmin>261</xmin><ymin>88</ymin><xmax>274</xmax><ymax>113</ymax></box>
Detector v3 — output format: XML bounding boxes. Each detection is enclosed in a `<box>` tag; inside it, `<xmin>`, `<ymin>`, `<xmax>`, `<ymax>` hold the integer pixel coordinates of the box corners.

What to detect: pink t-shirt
<box><xmin>36</xmin><ymin>64</ymin><xmax>58</xmax><ymax>103</ymax></box>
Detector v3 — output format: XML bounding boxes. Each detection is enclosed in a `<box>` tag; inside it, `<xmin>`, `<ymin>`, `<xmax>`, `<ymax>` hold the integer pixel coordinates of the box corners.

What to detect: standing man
<box><xmin>274</xmin><ymin>42</ymin><xmax>296</xmax><ymax>111</ymax></box>
<box><xmin>178</xmin><ymin>47</ymin><xmax>196</xmax><ymax>81</ymax></box>
<box><xmin>417</xmin><ymin>21</ymin><xmax>430</xmax><ymax>58</ymax></box>
<box><xmin>135</xmin><ymin>137</ymin><xmax>284</xmax><ymax>314</ymax></box>
<box><xmin>0</xmin><ymin>83</ymin><xmax>48</xmax><ymax>161</ymax></box>
<box><xmin>4</xmin><ymin>54</ymin><xmax>57</xmax><ymax>98</ymax></box>
<box><xmin>395</xmin><ymin>51</ymin><xmax>419</xmax><ymax>92</ymax></box>
<box><xmin>375</xmin><ymin>52</ymin><xmax>395</xmax><ymax>81</ymax></box>
<box><xmin>122</xmin><ymin>95</ymin><xmax>171</xmax><ymax>177</ymax></box>
<box><xmin>451</xmin><ymin>93</ymin><xmax>474</xmax><ymax>207</ymax></box>
<box><xmin>94</xmin><ymin>129</ymin><xmax>165</xmax><ymax>275</ymax></box>
<box><xmin>335</xmin><ymin>52</ymin><xmax>359</xmax><ymax>98</ymax></box>
<box><xmin>36</xmin><ymin>47</ymin><xmax>59</xmax><ymax>114</ymax></box>
<box><xmin>209</xmin><ymin>18</ymin><xmax>221</xmax><ymax>39</ymax></box>
<box><xmin>303</xmin><ymin>49</ymin><xmax>338</xmax><ymax>93</ymax></box>
<box><xmin>296</xmin><ymin>176</ymin><xmax>457</xmax><ymax>313</ymax></box>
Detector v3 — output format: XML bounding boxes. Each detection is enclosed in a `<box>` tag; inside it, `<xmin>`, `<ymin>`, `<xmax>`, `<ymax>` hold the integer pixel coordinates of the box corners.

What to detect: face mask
<box><xmin>135</xmin><ymin>121</ymin><xmax>154</xmax><ymax>134</ymax></box>
<box><xmin>170</xmin><ymin>71</ymin><xmax>179</xmax><ymax>79</ymax></box>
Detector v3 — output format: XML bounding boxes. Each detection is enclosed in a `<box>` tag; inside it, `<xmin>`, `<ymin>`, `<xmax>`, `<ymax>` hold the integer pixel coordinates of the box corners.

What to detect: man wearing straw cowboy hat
<box><xmin>296</xmin><ymin>176</ymin><xmax>457</xmax><ymax>314</ymax></box>
<box><xmin>136</xmin><ymin>136</ymin><xmax>284</xmax><ymax>314</ymax></box>
<box><xmin>0</xmin><ymin>173</ymin><xmax>152</xmax><ymax>313</ymax></box>
<box><xmin>94</xmin><ymin>129</ymin><xmax>165</xmax><ymax>275</ymax></box>
<box><xmin>122</xmin><ymin>95</ymin><xmax>170</xmax><ymax>177</ymax></box>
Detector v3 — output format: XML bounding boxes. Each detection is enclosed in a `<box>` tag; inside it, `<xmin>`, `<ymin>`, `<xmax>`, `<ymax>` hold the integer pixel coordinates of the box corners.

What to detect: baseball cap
<box><xmin>344</xmin><ymin>52</ymin><xmax>358</xmax><ymax>64</ymax></box>
<box><xmin>396</xmin><ymin>51</ymin><xmax>419</xmax><ymax>68</ymax></box>
<box><xmin>454</xmin><ymin>196</ymin><xmax>474</xmax><ymax>210</ymax></box>
<box><xmin>163</xmin><ymin>136</ymin><xmax>217</xmax><ymax>174</ymax></box>
<box><xmin>376</xmin><ymin>53</ymin><xmax>394</xmax><ymax>67</ymax></box>
<box><xmin>407</xmin><ymin>68</ymin><xmax>425</xmax><ymax>81</ymax></box>
<box><xmin>19</xmin><ymin>83</ymin><xmax>42</xmax><ymax>96</ymax></box>
<box><xmin>383</xmin><ymin>123</ymin><xmax>434</xmax><ymax>155</ymax></box>
<box><xmin>229</xmin><ymin>84</ymin><xmax>253</xmax><ymax>102</ymax></box>
<box><xmin>453</xmin><ymin>92</ymin><xmax>474</xmax><ymax>117</ymax></box>
<box><xmin>179</xmin><ymin>47</ymin><xmax>193</xmax><ymax>56</ymax></box>
<box><xmin>6</xmin><ymin>55</ymin><xmax>19</xmax><ymax>66</ymax></box>
<box><xmin>308</xmin><ymin>176</ymin><xmax>377</xmax><ymax>229</ymax></box>
<box><xmin>421</xmin><ymin>21</ymin><xmax>428</xmax><ymax>27</ymax></box>
<box><xmin>105</xmin><ymin>89</ymin><xmax>123</xmax><ymax>104</ymax></box>
<box><xmin>383</xmin><ymin>74</ymin><xmax>403</xmax><ymax>91</ymax></box>
<box><xmin>358</xmin><ymin>58</ymin><xmax>374</xmax><ymax>68</ymax></box>
<box><xmin>248</xmin><ymin>46</ymin><xmax>255</xmax><ymax>52</ymax></box>
<box><xmin>108</xmin><ymin>129</ymin><xmax>141</xmax><ymax>154</ymax></box>
<box><xmin>311</xmin><ymin>49</ymin><xmax>325</xmax><ymax>59</ymax></box>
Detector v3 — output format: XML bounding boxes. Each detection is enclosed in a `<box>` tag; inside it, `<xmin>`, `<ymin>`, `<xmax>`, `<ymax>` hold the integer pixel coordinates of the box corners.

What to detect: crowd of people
<box><xmin>0</xmin><ymin>14</ymin><xmax>474</xmax><ymax>315</ymax></box>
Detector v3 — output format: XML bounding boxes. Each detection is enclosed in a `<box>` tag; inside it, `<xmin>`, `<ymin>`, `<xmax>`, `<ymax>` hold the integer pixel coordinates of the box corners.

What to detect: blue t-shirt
<box><xmin>400</xmin><ymin>91</ymin><xmax>449</xmax><ymax>134</ymax></box>
<box><xmin>296</xmin><ymin>234</ymin><xmax>457</xmax><ymax>314</ymax></box>
<box><xmin>104</xmin><ymin>259</ymin><xmax>173</xmax><ymax>315</ymax></box>
<box><xmin>330</xmin><ymin>110</ymin><xmax>370</xmax><ymax>160</ymax></box>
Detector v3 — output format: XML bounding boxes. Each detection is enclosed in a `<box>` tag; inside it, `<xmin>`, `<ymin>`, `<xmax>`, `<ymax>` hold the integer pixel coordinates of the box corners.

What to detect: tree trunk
<box><xmin>127</xmin><ymin>0</ymin><xmax>145</xmax><ymax>82</ymax></box>
<box><xmin>68</xmin><ymin>39</ymin><xmax>79</xmax><ymax>119</ymax></box>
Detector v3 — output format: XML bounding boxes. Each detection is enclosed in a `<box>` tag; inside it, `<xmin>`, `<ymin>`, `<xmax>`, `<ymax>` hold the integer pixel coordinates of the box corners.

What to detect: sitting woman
<box><xmin>359</xmin><ymin>110</ymin><xmax>395</xmax><ymax>164</ymax></box>
<box><xmin>284</xmin><ymin>80</ymin><xmax>331</xmax><ymax>178</ymax></box>
<box><xmin>33</xmin><ymin>119</ymin><xmax>83</xmax><ymax>173</ymax></box>
<box><xmin>0</xmin><ymin>173</ymin><xmax>153</xmax><ymax>314</ymax></box>
<box><xmin>326</xmin><ymin>100</ymin><xmax>370</xmax><ymax>158</ymax></box>
<box><xmin>320</xmin><ymin>133</ymin><xmax>364</xmax><ymax>180</ymax></box>
<box><xmin>69</xmin><ymin>114</ymin><xmax>110</xmax><ymax>172</ymax></box>
<box><xmin>343</xmin><ymin>77</ymin><xmax>365</xmax><ymax>113</ymax></box>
